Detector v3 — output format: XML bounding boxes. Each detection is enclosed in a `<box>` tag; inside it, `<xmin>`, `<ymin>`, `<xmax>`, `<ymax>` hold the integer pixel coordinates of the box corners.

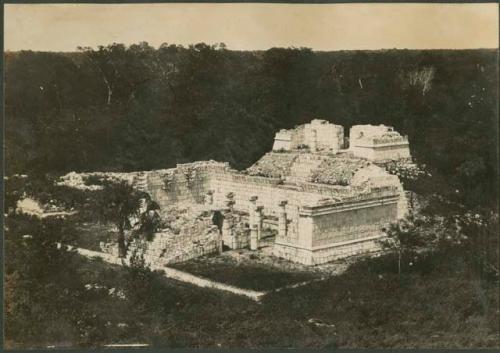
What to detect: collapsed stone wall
<box><xmin>246</xmin><ymin>152</ymin><xmax>299</xmax><ymax>179</ymax></box>
<box><xmin>127</xmin><ymin>226</ymin><xmax>220</xmax><ymax>266</ymax></box>
<box><xmin>102</xmin><ymin>204</ymin><xmax>222</xmax><ymax>266</ymax></box>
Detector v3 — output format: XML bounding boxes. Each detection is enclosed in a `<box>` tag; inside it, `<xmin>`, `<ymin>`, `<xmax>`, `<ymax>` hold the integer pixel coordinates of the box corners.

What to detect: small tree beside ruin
<box><xmin>378</xmin><ymin>214</ymin><xmax>435</xmax><ymax>279</ymax></box>
<box><xmin>92</xmin><ymin>181</ymin><xmax>159</xmax><ymax>258</ymax></box>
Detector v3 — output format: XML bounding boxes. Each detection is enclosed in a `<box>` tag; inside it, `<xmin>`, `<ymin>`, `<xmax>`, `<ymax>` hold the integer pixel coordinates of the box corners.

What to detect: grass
<box><xmin>95</xmin><ymin>252</ymin><xmax>500</xmax><ymax>348</ymax></box>
<box><xmin>169</xmin><ymin>253</ymin><xmax>321</xmax><ymax>291</ymax></box>
<box><xmin>6</xmin><ymin>250</ymin><xmax>498</xmax><ymax>349</ymax></box>
<box><xmin>71</xmin><ymin>221</ymin><xmax>115</xmax><ymax>251</ymax></box>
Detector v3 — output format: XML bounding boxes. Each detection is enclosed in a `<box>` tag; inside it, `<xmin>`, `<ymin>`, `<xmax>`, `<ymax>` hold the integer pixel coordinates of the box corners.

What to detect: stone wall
<box><xmin>309</xmin><ymin>202</ymin><xmax>397</xmax><ymax>247</ymax></box>
<box><xmin>272</xmin><ymin>130</ymin><xmax>293</xmax><ymax>151</ymax></box>
<box><xmin>272</xmin><ymin>120</ymin><xmax>343</xmax><ymax>152</ymax></box>
<box><xmin>303</xmin><ymin>119</ymin><xmax>344</xmax><ymax>153</ymax></box>
<box><xmin>349</xmin><ymin>124</ymin><xmax>410</xmax><ymax>162</ymax></box>
<box><xmin>210</xmin><ymin>172</ymin><xmax>323</xmax><ymax>220</ymax></box>
<box><xmin>350</xmin><ymin>143</ymin><xmax>411</xmax><ymax>162</ymax></box>
<box><xmin>273</xmin><ymin>236</ymin><xmax>383</xmax><ymax>265</ymax></box>
<box><xmin>350</xmin><ymin>165</ymin><xmax>408</xmax><ymax>218</ymax></box>
<box><xmin>272</xmin><ymin>189</ymin><xmax>399</xmax><ymax>265</ymax></box>
<box><xmin>145</xmin><ymin>161</ymin><xmax>229</xmax><ymax>209</ymax></box>
<box><xmin>139</xmin><ymin>160</ymin><xmax>403</xmax><ymax>266</ymax></box>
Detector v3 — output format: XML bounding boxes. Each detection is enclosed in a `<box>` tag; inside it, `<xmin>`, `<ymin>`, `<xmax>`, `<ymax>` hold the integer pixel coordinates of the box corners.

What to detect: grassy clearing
<box><xmin>169</xmin><ymin>253</ymin><xmax>322</xmax><ymax>291</ymax></box>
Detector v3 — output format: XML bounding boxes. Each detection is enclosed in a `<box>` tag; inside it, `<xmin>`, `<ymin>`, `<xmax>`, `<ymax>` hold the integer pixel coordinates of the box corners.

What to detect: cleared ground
<box><xmin>168</xmin><ymin>242</ymin><xmax>348</xmax><ymax>291</ymax></box>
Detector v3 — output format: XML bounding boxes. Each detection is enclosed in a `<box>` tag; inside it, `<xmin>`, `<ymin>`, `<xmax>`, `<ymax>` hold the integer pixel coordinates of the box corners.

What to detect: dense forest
<box><xmin>4</xmin><ymin>44</ymin><xmax>498</xmax><ymax>210</ymax></box>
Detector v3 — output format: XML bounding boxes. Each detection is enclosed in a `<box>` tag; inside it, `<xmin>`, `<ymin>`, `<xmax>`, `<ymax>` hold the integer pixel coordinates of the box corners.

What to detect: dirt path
<box><xmin>70</xmin><ymin>246</ymin><xmax>266</xmax><ymax>301</ymax></box>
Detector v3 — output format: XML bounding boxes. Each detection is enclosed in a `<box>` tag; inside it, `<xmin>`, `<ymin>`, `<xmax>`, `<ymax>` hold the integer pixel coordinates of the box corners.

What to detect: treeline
<box><xmin>4</xmin><ymin>43</ymin><xmax>498</xmax><ymax>209</ymax></box>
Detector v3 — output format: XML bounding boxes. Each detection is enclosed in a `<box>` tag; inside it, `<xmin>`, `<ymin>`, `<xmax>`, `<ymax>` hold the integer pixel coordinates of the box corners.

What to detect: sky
<box><xmin>4</xmin><ymin>3</ymin><xmax>499</xmax><ymax>52</ymax></box>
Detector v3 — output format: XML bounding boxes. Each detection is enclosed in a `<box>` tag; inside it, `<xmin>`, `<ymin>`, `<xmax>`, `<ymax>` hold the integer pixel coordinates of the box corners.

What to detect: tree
<box><xmin>91</xmin><ymin>181</ymin><xmax>160</xmax><ymax>258</ymax></box>
<box><xmin>379</xmin><ymin>214</ymin><xmax>436</xmax><ymax>279</ymax></box>
<box><xmin>453</xmin><ymin>211</ymin><xmax>499</xmax><ymax>280</ymax></box>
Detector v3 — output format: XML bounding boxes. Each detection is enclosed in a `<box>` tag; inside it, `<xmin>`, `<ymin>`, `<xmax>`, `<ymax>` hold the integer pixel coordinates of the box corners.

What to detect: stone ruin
<box><xmin>349</xmin><ymin>124</ymin><xmax>411</xmax><ymax>161</ymax></box>
<box><xmin>272</xmin><ymin>118</ymin><xmax>411</xmax><ymax>162</ymax></box>
<box><xmin>67</xmin><ymin>119</ymin><xmax>413</xmax><ymax>266</ymax></box>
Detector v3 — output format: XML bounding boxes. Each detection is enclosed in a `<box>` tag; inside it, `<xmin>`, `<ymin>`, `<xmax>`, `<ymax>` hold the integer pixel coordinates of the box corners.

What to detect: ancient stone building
<box><xmin>67</xmin><ymin>120</ymin><xmax>412</xmax><ymax>266</ymax></box>
<box><xmin>349</xmin><ymin>124</ymin><xmax>411</xmax><ymax>161</ymax></box>
<box><xmin>117</xmin><ymin>120</ymin><xmax>411</xmax><ymax>265</ymax></box>
<box><xmin>272</xmin><ymin>119</ymin><xmax>344</xmax><ymax>153</ymax></box>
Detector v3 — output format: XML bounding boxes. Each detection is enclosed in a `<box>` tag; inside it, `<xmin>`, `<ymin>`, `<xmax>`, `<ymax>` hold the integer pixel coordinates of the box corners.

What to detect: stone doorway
<box><xmin>211</xmin><ymin>210</ymin><xmax>224</xmax><ymax>232</ymax></box>
<box><xmin>211</xmin><ymin>210</ymin><xmax>230</xmax><ymax>251</ymax></box>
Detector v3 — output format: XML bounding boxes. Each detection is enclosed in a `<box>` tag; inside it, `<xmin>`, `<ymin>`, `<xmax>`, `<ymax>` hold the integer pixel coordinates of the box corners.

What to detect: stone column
<box><xmin>221</xmin><ymin>208</ymin><xmax>232</xmax><ymax>245</ymax></box>
<box><xmin>250</xmin><ymin>224</ymin><xmax>258</xmax><ymax>250</ymax></box>
<box><xmin>278</xmin><ymin>200</ymin><xmax>288</xmax><ymax>239</ymax></box>
<box><xmin>226</xmin><ymin>200</ymin><xmax>235</xmax><ymax>213</ymax></box>
<box><xmin>249</xmin><ymin>196</ymin><xmax>258</xmax><ymax>226</ymax></box>
<box><xmin>225</xmin><ymin>192</ymin><xmax>235</xmax><ymax>213</ymax></box>
<box><xmin>256</xmin><ymin>206</ymin><xmax>264</xmax><ymax>240</ymax></box>
<box><xmin>205</xmin><ymin>190</ymin><xmax>214</xmax><ymax>207</ymax></box>
<box><xmin>310</xmin><ymin>129</ymin><xmax>317</xmax><ymax>152</ymax></box>
<box><xmin>217</xmin><ymin>228</ymin><xmax>224</xmax><ymax>253</ymax></box>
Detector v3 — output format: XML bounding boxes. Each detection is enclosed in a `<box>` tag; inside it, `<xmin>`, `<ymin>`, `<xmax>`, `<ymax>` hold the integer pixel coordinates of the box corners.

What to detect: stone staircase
<box><xmin>286</xmin><ymin>154</ymin><xmax>326</xmax><ymax>183</ymax></box>
<box><xmin>133</xmin><ymin>172</ymin><xmax>148</xmax><ymax>192</ymax></box>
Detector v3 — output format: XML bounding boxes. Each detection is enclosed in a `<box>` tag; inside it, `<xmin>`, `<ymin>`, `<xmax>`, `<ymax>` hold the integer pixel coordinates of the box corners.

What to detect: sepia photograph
<box><xmin>3</xmin><ymin>2</ymin><xmax>499</xmax><ymax>349</ymax></box>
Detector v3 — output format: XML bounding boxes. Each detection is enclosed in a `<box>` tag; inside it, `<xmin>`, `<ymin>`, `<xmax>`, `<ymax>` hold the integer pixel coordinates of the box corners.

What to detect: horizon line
<box><xmin>5</xmin><ymin>46</ymin><xmax>499</xmax><ymax>53</ymax></box>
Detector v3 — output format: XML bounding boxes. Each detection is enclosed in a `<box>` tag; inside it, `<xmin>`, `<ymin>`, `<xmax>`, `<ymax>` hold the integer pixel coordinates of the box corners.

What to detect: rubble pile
<box><xmin>57</xmin><ymin>172</ymin><xmax>104</xmax><ymax>190</ymax></box>
<box><xmin>102</xmin><ymin>203</ymin><xmax>221</xmax><ymax>266</ymax></box>
<box><xmin>373</xmin><ymin>131</ymin><xmax>409</xmax><ymax>144</ymax></box>
<box><xmin>57</xmin><ymin>171</ymin><xmax>140</xmax><ymax>190</ymax></box>
<box><xmin>381</xmin><ymin>159</ymin><xmax>430</xmax><ymax>181</ymax></box>
<box><xmin>246</xmin><ymin>152</ymin><xmax>298</xmax><ymax>178</ymax></box>
<box><xmin>309</xmin><ymin>158</ymin><xmax>370</xmax><ymax>186</ymax></box>
<box><xmin>16</xmin><ymin>197</ymin><xmax>75</xmax><ymax>218</ymax></box>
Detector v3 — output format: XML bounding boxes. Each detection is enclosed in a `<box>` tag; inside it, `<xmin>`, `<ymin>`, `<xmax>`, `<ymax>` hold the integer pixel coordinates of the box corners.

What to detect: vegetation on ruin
<box><xmin>309</xmin><ymin>157</ymin><xmax>369</xmax><ymax>185</ymax></box>
<box><xmin>245</xmin><ymin>152</ymin><xmax>297</xmax><ymax>179</ymax></box>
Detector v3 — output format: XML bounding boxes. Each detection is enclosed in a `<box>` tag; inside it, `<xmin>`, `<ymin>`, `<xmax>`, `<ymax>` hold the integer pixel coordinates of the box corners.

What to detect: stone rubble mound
<box><xmin>57</xmin><ymin>171</ymin><xmax>140</xmax><ymax>190</ymax></box>
<box><xmin>246</xmin><ymin>152</ymin><xmax>298</xmax><ymax>178</ymax></box>
<box><xmin>102</xmin><ymin>203</ymin><xmax>220</xmax><ymax>267</ymax></box>
<box><xmin>308</xmin><ymin>158</ymin><xmax>370</xmax><ymax>186</ymax></box>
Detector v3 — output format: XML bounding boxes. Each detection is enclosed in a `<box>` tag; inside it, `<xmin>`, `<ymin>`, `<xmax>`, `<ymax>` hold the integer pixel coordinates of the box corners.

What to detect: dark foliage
<box><xmin>5</xmin><ymin>45</ymin><xmax>498</xmax><ymax>210</ymax></box>
<box><xmin>4</xmin><ymin>213</ymin><xmax>84</xmax><ymax>346</ymax></box>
